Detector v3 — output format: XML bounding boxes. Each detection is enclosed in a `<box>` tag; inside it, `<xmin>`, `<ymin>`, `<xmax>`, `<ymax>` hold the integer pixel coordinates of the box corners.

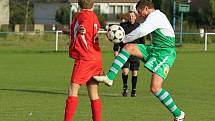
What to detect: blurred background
<box><xmin>0</xmin><ymin>0</ymin><xmax>215</xmax><ymax>51</ymax></box>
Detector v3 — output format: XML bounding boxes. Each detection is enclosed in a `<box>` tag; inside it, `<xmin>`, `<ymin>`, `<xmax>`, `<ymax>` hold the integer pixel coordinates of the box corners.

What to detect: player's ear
<box><xmin>144</xmin><ymin>6</ymin><xmax>148</xmax><ymax>11</ymax></box>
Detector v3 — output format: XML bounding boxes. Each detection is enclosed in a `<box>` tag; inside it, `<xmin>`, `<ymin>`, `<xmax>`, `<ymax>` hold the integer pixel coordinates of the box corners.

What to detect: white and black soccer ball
<box><xmin>107</xmin><ymin>25</ymin><xmax>125</xmax><ymax>43</ymax></box>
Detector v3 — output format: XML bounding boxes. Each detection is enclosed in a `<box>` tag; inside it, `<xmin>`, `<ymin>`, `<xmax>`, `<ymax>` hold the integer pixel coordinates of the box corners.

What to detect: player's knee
<box><xmin>150</xmin><ymin>86</ymin><xmax>161</xmax><ymax>94</ymax></box>
<box><xmin>70</xmin><ymin>83</ymin><xmax>80</xmax><ymax>88</ymax></box>
<box><xmin>132</xmin><ymin>70</ymin><xmax>138</xmax><ymax>76</ymax></box>
<box><xmin>123</xmin><ymin>44</ymin><xmax>135</xmax><ymax>53</ymax></box>
<box><xmin>122</xmin><ymin>71</ymin><xmax>128</xmax><ymax>75</ymax></box>
<box><xmin>68</xmin><ymin>83</ymin><xmax>80</xmax><ymax>96</ymax></box>
<box><xmin>122</xmin><ymin>69</ymin><xmax>129</xmax><ymax>75</ymax></box>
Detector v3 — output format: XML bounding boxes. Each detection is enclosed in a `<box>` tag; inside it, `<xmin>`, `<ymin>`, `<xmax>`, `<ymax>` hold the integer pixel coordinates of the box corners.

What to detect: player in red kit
<box><xmin>64</xmin><ymin>0</ymin><xmax>102</xmax><ymax>121</ymax></box>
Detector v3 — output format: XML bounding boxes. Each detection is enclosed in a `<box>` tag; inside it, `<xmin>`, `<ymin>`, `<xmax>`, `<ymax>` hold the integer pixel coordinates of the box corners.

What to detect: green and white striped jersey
<box><xmin>123</xmin><ymin>10</ymin><xmax>175</xmax><ymax>48</ymax></box>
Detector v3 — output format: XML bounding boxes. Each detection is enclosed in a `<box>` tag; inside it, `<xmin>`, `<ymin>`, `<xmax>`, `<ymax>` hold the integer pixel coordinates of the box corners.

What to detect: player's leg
<box><xmin>150</xmin><ymin>73</ymin><xmax>184</xmax><ymax>120</ymax></box>
<box><xmin>93</xmin><ymin>44</ymin><xmax>144</xmax><ymax>86</ymax></box>
<box><xmin>87</xmin><ymin>80</ymin><xmax>102</xmax><ymax>121</ymax></box>
<box><xmin>121</xmin><ymin>61</ymin><xmax>129</xmax><ymax>97</ymax></box>
<box><xmin>64</xmin><ymin>83</ymin><xmax>80</xmax><ymax>121</ymax></box>
<box><xmin>130</xmin><ymin>57</ymin><xmax>140</xmax><ymax>97</ymax></box>
<box><xmin>64</xmin><ymin>59</ymin><xmax>89</xmax><ymax>121</ymax></box>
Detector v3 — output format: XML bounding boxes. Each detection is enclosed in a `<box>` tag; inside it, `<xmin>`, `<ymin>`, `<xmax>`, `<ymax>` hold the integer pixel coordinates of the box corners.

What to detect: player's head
<box><xmin>78</xmin><ymin>0</ymin><xmax>94</xmax><ymax>9</ymax></box>
<box><xmin>136</xmin><ymin>0</ymin><xmax>154</xmax><ymax>18</ymax></box>
<box><xmin>128</xmin><ymin>11</ymin><xmax>137</xmax><ymax>24</ymax></box>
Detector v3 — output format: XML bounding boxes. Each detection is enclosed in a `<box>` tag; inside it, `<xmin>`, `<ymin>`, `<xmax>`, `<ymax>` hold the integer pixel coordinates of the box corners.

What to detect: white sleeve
<box><xmin>122</xmin><ymin>13</ymin><xmax>160</xmax><ymax>43</ymax></box>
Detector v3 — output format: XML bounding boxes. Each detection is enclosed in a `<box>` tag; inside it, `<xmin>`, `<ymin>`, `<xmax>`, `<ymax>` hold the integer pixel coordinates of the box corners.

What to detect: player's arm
<box><xmin>77</xmin><ymin>14</ymin><xmax>90</xmax><ymax>35</ymax></box>
<box><xmin>122</xmin><ymin>15</ymin><xmax>159</xmax><ymax>43</ymax></box>
<box><xmin>78</xmin><ymin>25</ymin><xmax>86</xmax><ymax>35</ymax></box>
<box><xmin>112</xmin><ymin>22</ymin><xmax>123</xmax><ymax>56</ymax></box>
<box><xmin>113</xmin><ymin>43</ymin><xmax>120</xmax><ymax>56</ymax></box>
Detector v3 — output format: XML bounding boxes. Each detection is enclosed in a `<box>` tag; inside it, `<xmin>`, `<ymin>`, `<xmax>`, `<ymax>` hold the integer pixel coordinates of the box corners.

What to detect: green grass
<box><xmin>0</xmin><ymin>48</ymin><xmax>215</xmax><ymax>121</ymax></box>
<box><xmin>0</xmin><ymin>33</ymin><xmax>215</xmax><ymax>121</ymax></box>
<box><xmin>1</xmin><ymin>32</ymin><xmax>215</xmax><ymax>52</ymax></box>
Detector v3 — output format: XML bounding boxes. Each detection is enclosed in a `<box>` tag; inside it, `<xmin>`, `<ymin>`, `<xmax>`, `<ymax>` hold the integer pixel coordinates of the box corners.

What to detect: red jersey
<box><xmin>69</xmin><ymin>9</ymin><xmax>101</xmax><ymax>61</ymax></box>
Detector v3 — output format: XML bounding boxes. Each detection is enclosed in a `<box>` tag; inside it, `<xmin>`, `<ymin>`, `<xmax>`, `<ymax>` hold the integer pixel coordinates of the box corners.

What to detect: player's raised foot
<box><xmin>131</xmin><ymin>90</ymin><xmax>136</xmax><ymax>97</ymax></box>
<box><xmin>93</xmin><ymin>75</ymin><xmax>113</xmax><ymax>86</ymax></box>
<box><xmin>122</xmin><ymin>88</ymin><xmax>128</xmax><ymax>97</ymax></box>
<box><xmin>174</xmin><ymin>111</ymin><xmax>185</xmax><ymax>121</ymax></box>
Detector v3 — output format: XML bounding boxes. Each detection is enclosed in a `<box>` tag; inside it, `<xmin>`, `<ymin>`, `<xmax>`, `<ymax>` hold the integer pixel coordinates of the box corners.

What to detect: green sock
<box><xmin>154</xmin><ymin>88</ymin><xmax>181</xmax><ymax>117</ymax></box>
<box><xmin>107</xmin><ymin>49</ymin><xmax>130</xmax><ymax>80</ymax></box>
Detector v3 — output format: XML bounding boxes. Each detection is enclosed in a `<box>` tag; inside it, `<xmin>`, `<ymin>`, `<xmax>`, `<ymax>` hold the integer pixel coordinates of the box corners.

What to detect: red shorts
<box><xmin>71</xmin><ymin>59</ymin><xmax>102</xmax><ymax>84</ymax></box>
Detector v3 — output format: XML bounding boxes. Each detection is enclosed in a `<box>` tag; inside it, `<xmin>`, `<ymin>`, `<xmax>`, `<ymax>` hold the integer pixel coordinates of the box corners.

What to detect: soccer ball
<box><xmin>107</xmin><ymin>25</ymin><xmax>125</xmax><ymax>43</ymax></box>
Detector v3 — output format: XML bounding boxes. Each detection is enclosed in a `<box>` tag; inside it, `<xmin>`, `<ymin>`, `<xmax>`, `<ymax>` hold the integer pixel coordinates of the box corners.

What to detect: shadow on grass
<box><xmin>0</xmin><ymin>88</ymin><xmax>67</xmax><ymax>95</ymax></box>
<box><xmin>0</xmin><ymin>88</ymin><xmax>119</xmax><ymax>97</ymax></box>
<box><xmin>0</xmin><ymin>49</ymin><xmax>68</xmax><ymax>54</ymax></box>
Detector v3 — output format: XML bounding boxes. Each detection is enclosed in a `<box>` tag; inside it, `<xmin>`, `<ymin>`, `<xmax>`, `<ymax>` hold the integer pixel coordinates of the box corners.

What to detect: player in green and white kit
<box><xmin>94</xmin><ymin>0</ymin><xmax>185</xmax><ymax>121</ymax></box>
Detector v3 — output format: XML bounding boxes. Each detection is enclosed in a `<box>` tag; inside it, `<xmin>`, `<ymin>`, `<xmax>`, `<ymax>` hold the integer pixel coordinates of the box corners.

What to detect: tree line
<box><xmin>9</xmin><ymin>0</ymin><xmax>215</xmax><ymax>30</ymax></box>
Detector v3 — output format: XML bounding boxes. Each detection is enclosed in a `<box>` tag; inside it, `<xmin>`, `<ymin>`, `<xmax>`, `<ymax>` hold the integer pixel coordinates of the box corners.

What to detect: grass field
<box><xmin>0</xmin><ymin>33</ymin><xmax>215</xmax><ymax>121</ymax></box>
<box><xmin>0</xmin><ymin>46</ymin><xmax>215</xmax><ymax>121</ymax></box>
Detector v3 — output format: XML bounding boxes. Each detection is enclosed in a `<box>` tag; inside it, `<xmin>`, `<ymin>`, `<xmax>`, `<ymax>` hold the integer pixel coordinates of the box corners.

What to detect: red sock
<box><xmin>91</xmin><ymin>98</ymin><xmax>102</xmax><ymax>121</ymax></box>
<box><xmin>64</xmin><ymin>96</ymin><xmax>78</xmax><ymax>121</ymax></box>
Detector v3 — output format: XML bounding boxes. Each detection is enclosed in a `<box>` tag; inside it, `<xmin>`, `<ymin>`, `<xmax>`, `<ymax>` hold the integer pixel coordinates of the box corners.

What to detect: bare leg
<box><xmin>150</xmin><ymin>73</ymin><xmax>183</xmax><ymax>118</ymax></box>
<box><xmin>64</xmin><ymin>83</ymin><xmax>80</xmax><ymax>121</ymax></box>
<box><xmin>68</xmin><ymin>83</ymin><xmax>80</xmax><ymax>96</ymax></box>
<box><xmin>109</xmin><ymin>44</ymin><xmax>142</xmax><ymax>80</ymax></box>
<box><xmin>87</xmin><ymin>80</ymin><xmax>100</xmax><ymax>100</ymax></box>
<box><xmin>87</xmin><ymin>80</ymin><xmax>102</xmax><ymax>121</ymax></box>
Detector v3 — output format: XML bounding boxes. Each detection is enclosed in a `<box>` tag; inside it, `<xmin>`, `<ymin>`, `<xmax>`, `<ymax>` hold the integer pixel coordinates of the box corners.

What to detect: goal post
<box><xmin>55</xmin><ymin>31</ymin><xmax>215</xmax><ymax>52</ymax></box>
<box><xmin>55</xmin><ymin>30</ymin><xmax>62</xmax><ymax>51</ymax></box>
<box><xmin>204</xmin><ymin>32</ymin><xmax>215</xmax><ymax>52</ymax></box>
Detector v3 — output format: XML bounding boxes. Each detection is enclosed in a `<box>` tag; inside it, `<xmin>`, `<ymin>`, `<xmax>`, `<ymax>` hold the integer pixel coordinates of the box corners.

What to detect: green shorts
<box><xmin>137</xmin><ymin>44</ymin><xmax>176</xmax><ymax>79</ymax></box>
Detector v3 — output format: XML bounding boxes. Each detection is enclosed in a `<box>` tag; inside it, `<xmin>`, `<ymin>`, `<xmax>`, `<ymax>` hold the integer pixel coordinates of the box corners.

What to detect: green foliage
<box><xmin>152</xmin><ymin>0</ymin><xmax>162</xmax><ymax>9</ymax></box>
<box><xmin>55</xmin><ymin>6</ymin><xmax>107</xmax><ymax>29</ymax></box>
<box><xmin>55</xmin><ymin>5</ymin><xmax>70</xmax><ymax>25</ymax></box>
<box><xmin>152</xmin><ymin>0</ymin><xmax>215</xmax><ymax>29</ymax></box>
<box><xmin>185</xmin><ymin>0</ymin><xmax>215</xmax><ymax>28</ymax></box>
<box><xmin>159</xmin><ymin>0</ymin><xmax>172</xmax><ymax>20</ymax></box>
<box><xmin>209</xmin><ymin>0</ymin><xmax>215</xmax><ymax>26</ymax></box>
<box><xmin>94</xmin><ymin>9</ymin><xmax>107</xmax><ymax>29</ymax></box>
<box><xmin>9</xmin><ymin>0</ymin><xmax>33</xmax><ymax>24</ymax></box>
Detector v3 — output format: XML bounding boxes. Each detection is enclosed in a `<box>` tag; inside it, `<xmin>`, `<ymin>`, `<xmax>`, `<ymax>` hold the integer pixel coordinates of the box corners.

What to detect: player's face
<box><xmin>137</xmin><ymin>6</ymin><xmax>149</xmax><ymax>18</ymax></box>
<box><xmin>128</xmin><ymin>12</ymin><xmax>136</xmax><ymax>24</ymax></box>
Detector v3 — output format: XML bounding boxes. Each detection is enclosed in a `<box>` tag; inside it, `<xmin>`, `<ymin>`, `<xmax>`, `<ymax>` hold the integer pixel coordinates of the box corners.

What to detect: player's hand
<box><xmin>78</xmin><ymin>25</ymin><xmax>86</xmax><ymax>35</ymax></box>
<box><xmin>114</xmin><ymin>51</ymin><xmax>119</xmax><ymax>57</ymax></box>
<box><xmin>121</xmin><ymin>39</ymin><xmax>126</xmax><ymax>44</ymax></box>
